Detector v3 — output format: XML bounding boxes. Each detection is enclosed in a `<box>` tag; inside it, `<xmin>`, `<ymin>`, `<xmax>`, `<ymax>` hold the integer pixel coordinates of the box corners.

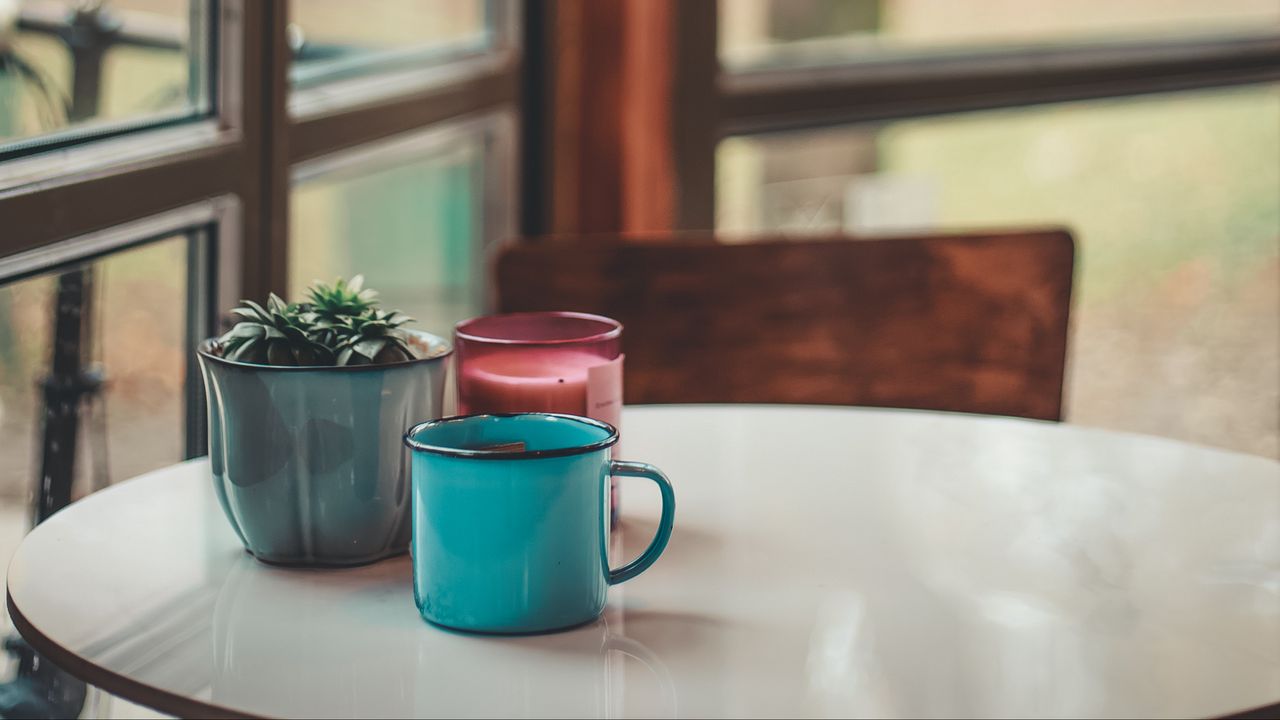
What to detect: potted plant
<box><xmin>197</xmin><ymin>276</ymin><xmax>451</xmax><ymax>567</ymax></box>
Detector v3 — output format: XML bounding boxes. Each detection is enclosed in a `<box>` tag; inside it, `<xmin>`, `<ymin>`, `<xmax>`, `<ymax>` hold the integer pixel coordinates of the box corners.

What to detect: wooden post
<box><xmin>545</xmin><ymin>0</ymin><xmax>683</xmax><ymax>235</ymax></box>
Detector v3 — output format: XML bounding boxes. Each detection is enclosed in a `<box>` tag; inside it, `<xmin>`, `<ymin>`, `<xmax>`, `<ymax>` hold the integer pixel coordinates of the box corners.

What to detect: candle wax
<box><xmin>459</xmin><ymin>350</ymin><xmax>604</xmax><ymax>415</ymax></box>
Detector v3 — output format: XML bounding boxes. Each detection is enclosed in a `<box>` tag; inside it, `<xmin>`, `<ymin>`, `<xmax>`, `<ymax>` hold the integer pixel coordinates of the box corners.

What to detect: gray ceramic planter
<box><xmin>197</xmin><ymin>330</ymin><xmax>450</xmax><ymax>567</ymax></box>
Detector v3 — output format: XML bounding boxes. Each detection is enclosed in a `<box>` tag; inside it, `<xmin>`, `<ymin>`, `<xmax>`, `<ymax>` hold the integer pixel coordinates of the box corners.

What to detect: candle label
<box><xmin>586</xmin><ymin>354</ymin><xmax>624</xmax><ymax>433</ymax></box>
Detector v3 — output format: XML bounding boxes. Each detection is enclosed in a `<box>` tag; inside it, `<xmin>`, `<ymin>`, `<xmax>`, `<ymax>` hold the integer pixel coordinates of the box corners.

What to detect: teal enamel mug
<box><xmin>403</xmin><ymin>413</ymin><xmax>675</xmax><ymax>634</ymax></box>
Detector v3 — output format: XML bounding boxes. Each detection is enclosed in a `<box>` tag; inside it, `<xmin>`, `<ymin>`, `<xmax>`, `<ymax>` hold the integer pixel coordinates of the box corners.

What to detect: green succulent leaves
<box><xmin>307</xmin><ymin>274</ymin><xmax>379</xmax><ymax>324</ymax></box>
<box><xmin>215</xmin><ymin>276</ymin><xmax>418</xmax><ymax>367</ymax></box>
<box><xmin>219</xmin><ymin>294</ymin><xmax>335</xmax><ymax>366</ymax></box>
<box><xmin>332</xmin><ymin>308</ymin><xmax>415</xmax><ymax>366</ymax></box>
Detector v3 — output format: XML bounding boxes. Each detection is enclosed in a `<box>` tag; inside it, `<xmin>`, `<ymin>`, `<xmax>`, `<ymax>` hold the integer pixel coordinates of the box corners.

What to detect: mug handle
<box><xmin>607</xmin><ymin>460</ymin><xmax>676</xmax><ymax>585</ymax></box>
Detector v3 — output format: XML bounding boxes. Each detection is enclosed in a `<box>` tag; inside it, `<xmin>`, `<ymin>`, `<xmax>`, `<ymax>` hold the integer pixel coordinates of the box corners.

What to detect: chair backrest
<box><xmin>495</xmin><ymin>230</ymin><xmax>1074</xmax><ymax>421</ymax></box>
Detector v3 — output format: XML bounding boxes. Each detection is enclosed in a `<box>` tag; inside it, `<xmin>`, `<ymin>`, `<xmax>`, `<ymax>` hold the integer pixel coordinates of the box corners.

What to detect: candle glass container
<box><xmin>455</xmin><ymin>312</ymin><xmax>624</xmax><ymax>521</ymax></box>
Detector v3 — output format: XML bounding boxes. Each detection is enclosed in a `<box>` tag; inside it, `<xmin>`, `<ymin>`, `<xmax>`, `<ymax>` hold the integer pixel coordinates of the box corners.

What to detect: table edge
<box><xmin>7</xmin><ymin>565</ymin><xmax>264</xmax><ymax>719</ymax></box>
<box><xmin>1226</xmin><ymin>699</ymin><xmax>1280</xmax><ymax>720</ymax></box>
<box><xmin>9</xmin><ymin>580</ymin><xmax>1279</xmax><ymax>720</ymax></box>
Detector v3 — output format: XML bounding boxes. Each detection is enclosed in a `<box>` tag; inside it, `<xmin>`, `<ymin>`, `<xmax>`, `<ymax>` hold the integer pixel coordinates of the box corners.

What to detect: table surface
<box><xmin>8</xmin><ymin>405</ymin><xmax>1280</xmax><ymax>719</ymax></box>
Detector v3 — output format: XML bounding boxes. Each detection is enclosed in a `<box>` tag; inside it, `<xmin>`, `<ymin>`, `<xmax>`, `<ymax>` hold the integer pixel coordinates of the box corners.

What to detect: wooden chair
<box><xmin>494</xmin><ymin>230</ymin><xmax>1074</xmax><ymax>421</ymax></box>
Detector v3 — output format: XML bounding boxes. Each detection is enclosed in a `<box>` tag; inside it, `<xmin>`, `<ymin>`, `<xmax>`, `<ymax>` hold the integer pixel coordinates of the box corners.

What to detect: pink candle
<box><xmin>459</xmin><ymin>350</ymin><xmax>599</xmax><ymax>415</ymax></box>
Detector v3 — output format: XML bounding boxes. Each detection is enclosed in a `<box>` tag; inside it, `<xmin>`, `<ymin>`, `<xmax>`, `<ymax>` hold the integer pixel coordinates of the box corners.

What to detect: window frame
<box><xmin>0</xmin><ymin>0</ymin><xmax>522</xmax><ymax>300</ymax></box>
<box><xmin>693</xmin><ymin>11</ymin><xmax>1280</xmax><ymax>229</ymax></box>
<box><xmin>1</xmin><ymin>0</ymin><xmax>217</xmax><ymax>161</ymax></box>
<box><xmin>0</xmin><ymin>0</ymin><xmax>523</xmax><ymax>475</ymax></box>
<box><xmin>289</xmin><ymin>109</ymin><xmax>518</xmax><ymax>329</ymax></box>
<box><xmin>522</xmin><ymin>1</ymin><xmax>1280</xmax><ymax>235</ymax></box>
<box><xmin>0</xmin><ymin>0</ymin><xmax>256</xmax><ymax>286</ymax></box>
<box><xmin>0</xmin><ymin>197</ymin><xmax>238</xmax><ymax>471</ymax></box>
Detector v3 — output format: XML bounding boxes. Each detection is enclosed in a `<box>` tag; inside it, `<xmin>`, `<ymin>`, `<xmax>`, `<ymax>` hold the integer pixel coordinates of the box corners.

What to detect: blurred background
<box><xmin>0</xmin><ymin>1</ymin><xmax>1276</xmax><ymax>715</ymax></box>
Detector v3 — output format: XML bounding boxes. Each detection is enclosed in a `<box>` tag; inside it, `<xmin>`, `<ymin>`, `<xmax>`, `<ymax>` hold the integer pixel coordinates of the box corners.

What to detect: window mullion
<box><xmin>233</xmin><ymin>0</ymin><xmax>291</xmax><ymax>301</ymax></box>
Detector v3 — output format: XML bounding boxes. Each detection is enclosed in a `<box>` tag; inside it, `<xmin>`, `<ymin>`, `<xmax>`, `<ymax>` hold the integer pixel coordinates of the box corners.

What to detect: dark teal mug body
<box><xmin>404</xmin><ymin>414</ymin><xmax>675</xmax><ymax>634</ymax></box>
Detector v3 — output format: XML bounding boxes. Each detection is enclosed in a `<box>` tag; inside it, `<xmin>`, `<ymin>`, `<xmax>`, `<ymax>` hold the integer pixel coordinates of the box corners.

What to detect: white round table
<box><xmin>8</xmin><ymin>406</ymin><xmax>1279</xmax><ymax>719</ymax></box>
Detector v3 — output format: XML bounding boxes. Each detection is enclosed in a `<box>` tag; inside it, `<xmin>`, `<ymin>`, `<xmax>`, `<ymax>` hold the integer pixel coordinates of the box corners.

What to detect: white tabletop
<box><xmin>7</xmin><ymin>405</ymin><xmax>1280</xmax><ymax>719</ymax></box>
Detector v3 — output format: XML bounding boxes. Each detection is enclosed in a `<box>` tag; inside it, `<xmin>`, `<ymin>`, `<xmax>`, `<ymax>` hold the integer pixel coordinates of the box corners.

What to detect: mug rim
<box><xmin>403</xmin><ymin>412</ymin><xmax>619</xmax><ymax>460</ymax></box>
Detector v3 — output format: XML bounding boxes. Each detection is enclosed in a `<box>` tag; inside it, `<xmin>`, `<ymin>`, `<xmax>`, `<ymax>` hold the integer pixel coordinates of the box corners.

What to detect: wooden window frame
<box><xmin>0</xmin><ymin>0</ymin><xmax>522</xmax><ymax>301</ymax></box>
<box><xmin>699</xmin><ymin>14</ymin><xmax>1280</xmax><ymax>230</ymax></box>
<box><xmin>525</xmin><ymin>2</ymin><xmax>1280</xmax><ymax>234</ymax></box>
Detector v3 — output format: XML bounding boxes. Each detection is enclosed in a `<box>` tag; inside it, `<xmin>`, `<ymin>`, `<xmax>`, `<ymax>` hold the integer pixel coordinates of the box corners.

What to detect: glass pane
<box><xmin>290</xmin><ymin>0</ymin><xmax>489</xmax><ymax>88</ymax></box>
<box><xmin>290</xmin><ymin>128</ymin><xmax>492</xmax><ymax>340</ymax></box>
<box><xmin>720</xmin><ymin>0</ymin><xmax>1280</xmax><ymax>70</ymax></box>
<box><xmin>716</xmin><ymin>84</ymin><xmax>1280</xmax><ymax>459</ymax></box>
<box><xmin>0</xmin><ymin>233</ymin><xmax>197</xmax><ymax>718</ymax></box>
<box><xmin>0</xmin><ymin>0</ymin><xmax>208</xmax><ymax>152</ymax></box>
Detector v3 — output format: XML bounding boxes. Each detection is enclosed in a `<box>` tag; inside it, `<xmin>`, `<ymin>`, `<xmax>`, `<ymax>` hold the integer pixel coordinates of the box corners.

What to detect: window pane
<box><xmin>0</xmin><ymin>0</ymin><xmax>208</xmax><ymax>152</ymax></box>
<box><xmin>290</xmin><ymin>0</ymin><xmax>489</xmax><ymax>88</ymax></box>
<box><xmin>720</xmin><ymin>0</ymin><xmax>1280</xmax><ymax>70</ymax></box>
<box><xmin>290</xmin><ymin>123</ymin><xmax>500</xmax><ymax>339</ymax></box>
<box><xmin>0</xmin><ymin>235</ymin><xmax>196</xmax><ymax>501</ymax></box>
<box><xmin>716</xmin><ymin>84</ymin><xmax>1280</xmax><ymax>459</ymax></box>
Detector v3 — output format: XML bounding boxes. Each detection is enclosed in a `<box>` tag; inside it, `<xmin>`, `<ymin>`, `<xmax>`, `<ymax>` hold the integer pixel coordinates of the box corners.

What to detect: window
<box><xmin>1</xmin><ymin>0</ymin><xmax>212</xmax><ymax>154</ymax></box>
<box><xmin>0</xmin><ymin>208</ymin><xmax>228</xmax><ymax>509</ymax></box>
<box><xmin>290</xmin><ymin>0</ymin><xmax>490</xmax><ymax>88</ymax></box>
<box><xmin>686</xmin><ymin>1</ymin><xmax>1280</xmax><ymax>233</ymax></box>
<box><xmin>290</xmin><ymin>113</ymin><xmax>514</xmax><ymax>338</ymax></box>
<box><xmin>718</xmin><ymin>84</ymin><xmax>1280</xmax><ymax>457</ymax></box>
<box><xmin>0</xmin><ymin>1</ymin><xmax>518</xmax><ymax>714</ymax></box>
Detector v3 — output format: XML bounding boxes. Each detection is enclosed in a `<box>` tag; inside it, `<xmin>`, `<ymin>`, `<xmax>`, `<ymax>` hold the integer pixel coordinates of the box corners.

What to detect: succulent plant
<box><xmin>218</xmin><ymin>294</ymin><xmax>335</xmax><ymax>366</ymax></box>
<box><xmin>333</xmin><ymin>308</ymin><xmax>416</xmax><ymax>365</ymax></box>
<box><xmin>214</xmin><ymin>277</ymin><xmax>420</xmax><ymax>367</ymax></box>
<box><xmin>306</xmin><ymin>274</ymin><xmax>379</xmax><ymax>324</ymax></box>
